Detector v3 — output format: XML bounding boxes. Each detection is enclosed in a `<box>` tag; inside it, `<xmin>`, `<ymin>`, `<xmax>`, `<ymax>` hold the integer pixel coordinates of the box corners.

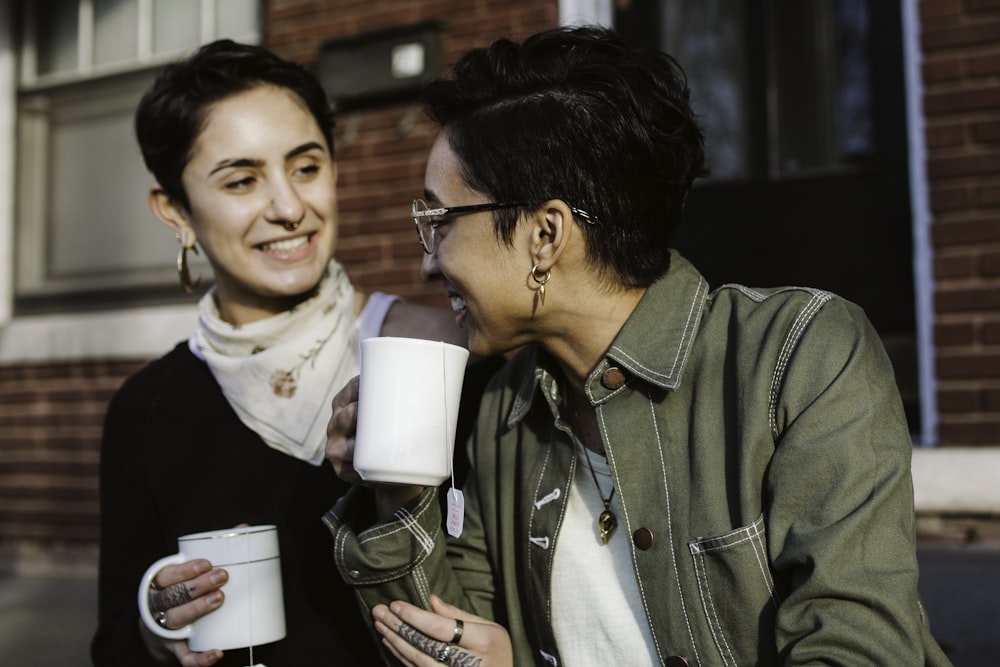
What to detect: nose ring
<box><xmin>281</xmin><ymin>220</ymin><xmax>302</xmax><ymax>232</ymax></box>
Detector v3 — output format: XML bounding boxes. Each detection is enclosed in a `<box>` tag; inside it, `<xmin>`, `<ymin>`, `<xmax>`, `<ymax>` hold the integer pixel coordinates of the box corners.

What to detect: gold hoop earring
<box><xmin>530</xmin><ymin>263</ymin><xmax>551</xmax><ymax>306</ymax></box>
<box><xmin>177</xmin><ymin>242</ymin><xmax>201</xmax><ymax>294</ymax></box>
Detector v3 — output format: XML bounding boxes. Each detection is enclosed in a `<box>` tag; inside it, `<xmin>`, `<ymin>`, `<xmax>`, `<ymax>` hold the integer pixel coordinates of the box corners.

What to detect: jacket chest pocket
<box><xmin>688</xmin><ymin>514</ymin><xmax>780</xmax><ymax>666</ymax></box>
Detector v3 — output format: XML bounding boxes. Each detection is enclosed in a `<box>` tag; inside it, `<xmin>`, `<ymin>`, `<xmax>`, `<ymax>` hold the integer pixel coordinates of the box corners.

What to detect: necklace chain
<box><xmin>567</xmin><ymin>393</ymin><xmax>618</xmax><ymax>544</ymax></box>
<box><xmin>580</xmin><ymin>438</ymin><xmax>618</xmax><ymax>545</ymax></box>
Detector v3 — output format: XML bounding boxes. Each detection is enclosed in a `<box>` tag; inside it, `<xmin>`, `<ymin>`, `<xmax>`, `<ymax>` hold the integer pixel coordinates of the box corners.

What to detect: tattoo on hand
<box><xmin>149</xmin><ymin>583</ymin><xmax>193</xmax><ymax>614</ymax></box>
<box><xmin>397</xmin><ymin>622</ymin><xmax>437</xmax><ymax>655</ymax></box>
<box><xmin>397</xmin><ymin>621</ymin><xmax>482</xmax><ymax>666</ymax></box>
<box><xmin>448</xmin><ymin>650</ymin><xmax>482</xmax><ymax>667</ymax></box>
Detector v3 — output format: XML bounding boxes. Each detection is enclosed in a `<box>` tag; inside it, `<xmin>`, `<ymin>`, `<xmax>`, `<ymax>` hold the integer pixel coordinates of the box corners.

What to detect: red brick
<box><xmin>970</xmin><ymin>52</ymin><xmax>1000</xmax><ymax>77</ymax></box>
<box><xmin>922</xmin><ymin>56</ymin><xmax>965</xmax><ymax>84</ymax></box>
<box><xmin>922</xmin><ymin>19</ymin><xmax>1000</xmax><ymax>51</ymax></box>
<box><xmin>934</xmin><ymin>320</ymin><xmax>977</xmax><ymax>346</ymax></box>
<box><xmin>984</xmin><ymin>319</ymin><xmax>1000</xmax><ymax>343</ymax></box>
<box><xmin>972</xmin><ymin>119</ymin><xmax>1000</xmax><ymax>143</ymax></box>
<box><xmin>935</xmin><ymin>252</ymin><xmax>977</xmax><ymax>278</ymax></box>
<box><xmin>931</xmin><ymin>218</ymin><xmax>1000</xmax><ymax>246</ymax></box>
<box><xmin>924</xmin><ymin>85</ymin><xmax>1000</xmax><ymax>116</ymax></box>
<box><xmin>937</xmin><ymin>389</ymin><xmax>984</xmax><ymax>414</ymax></box>
<box><xmin>983</xmin><ymin>251</ymin><xmax>1000</xmax><ymax>276</ymax></box>
<box><xmin>925</xmin><ymin>121</ymin><xmax>966</xmax><ymax>148</ymax></box>
<box><xmin>926</xmin><ymin>152</ymin><xmax>1000</xmax><ymax>180</ymax></box>
<box><xmin>985</xmin><ymin>387</ymin><xmax>1000</xmax><ymax>410</ymax></box>
<box><xmin>968</xmin><ymin>0</ymin><xmax>1000</xmax><ymax>11</ymax></box>
<box><xmin>973</xmin><ymin>184</ymin><xmax>1000</xmax><ymax>208</ymax></box>
<box><xmin>937</xmin><ymin>351</ymin><xmax>1000</xmax><ymax>377</ymax></box>
<box><xmin>937</xmin><ymin>388</ymin><xmax>983</xmax><ymax>412</ymax></box>
<box><xmin>930</xmin><ymin>185</ymin><xmax>970</xmax><ymax>212</ymax></box>
<box><xmin>921</xmin><ymin>0</ymin><xmax>963</xmax><ymax>19</ymax></box>
<box><xmin>934</xmin><ymin>285</ymin><xmax>1000</xmax><ymax>313</ymax></box>
<box><xmin>937</xmin><ymin>420</ymin><xmax>1000</xmax><ymax>445</ymax></box>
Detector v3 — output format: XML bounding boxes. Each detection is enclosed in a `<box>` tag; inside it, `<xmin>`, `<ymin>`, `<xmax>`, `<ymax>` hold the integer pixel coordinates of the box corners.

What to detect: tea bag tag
<box><xmin>446</xmin><ymin>487</ymin><xmax>465</xmax><ymax>538</ymax></box>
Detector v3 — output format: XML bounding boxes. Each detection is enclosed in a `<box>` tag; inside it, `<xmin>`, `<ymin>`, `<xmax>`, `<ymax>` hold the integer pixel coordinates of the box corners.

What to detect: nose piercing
<box><xmin>281</xmin><ymin>220</ymin><xmax>302</xmax><ymax>232</ymax></box>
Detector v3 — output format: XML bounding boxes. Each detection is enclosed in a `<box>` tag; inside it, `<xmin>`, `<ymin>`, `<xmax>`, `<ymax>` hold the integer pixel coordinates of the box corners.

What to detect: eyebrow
<box><xmin>207</xmin><ymin>142</ymin><xmax>327</xmax><ymax>176</ymax></box>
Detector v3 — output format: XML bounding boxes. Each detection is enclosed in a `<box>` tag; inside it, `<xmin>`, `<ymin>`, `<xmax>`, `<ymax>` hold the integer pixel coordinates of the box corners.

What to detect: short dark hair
<box><xmin>135</xmin><ymin>39</ymin><xmax>334</xmax><ymax>210</ymax></box>
<box><xmin>420</xmin><ymin>25</ymin><xmax>707</xmax><ymax>287</ymax></box>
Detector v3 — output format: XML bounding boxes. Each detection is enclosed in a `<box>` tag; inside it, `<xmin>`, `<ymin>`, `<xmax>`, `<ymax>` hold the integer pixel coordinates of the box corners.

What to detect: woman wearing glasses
<box><xmin>325</xmin><ymin>26</ymin><xmax>950</xmax><ymax>667</ymax></box>
<box><xmin>91</xmin><ymin>40</ymin><xmax>472</xmax><ymax>667</ymax></box>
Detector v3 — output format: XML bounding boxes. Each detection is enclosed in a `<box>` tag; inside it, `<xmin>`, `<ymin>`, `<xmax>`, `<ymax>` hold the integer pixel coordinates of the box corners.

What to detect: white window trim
<box><xmin>902</xmin><ymin>0</ymin><xmax>938</xmax><ymax>447</ymax></box>
<box><xmin>0</xmin><ymin>304</ymin><xmax>198</xmax><ymax>363</ymax></box>
<box><xmin>1</xmin><ymin>0</ymin><xmax>15</xmax><ymax>326</ymax></box>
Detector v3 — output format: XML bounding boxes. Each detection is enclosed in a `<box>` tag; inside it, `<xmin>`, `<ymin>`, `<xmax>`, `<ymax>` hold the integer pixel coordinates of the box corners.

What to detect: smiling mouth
<box><xmin>258</xmin><ymin>235</ymin><xmax>310</xmax><ymax>252</ymax></box>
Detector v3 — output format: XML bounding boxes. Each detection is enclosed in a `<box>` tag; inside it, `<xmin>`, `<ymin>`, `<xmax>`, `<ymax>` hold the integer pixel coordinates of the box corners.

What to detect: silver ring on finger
<box><xmin>450</xmin><ymin>619</ymin><xmax>464</xmax><ymax>646</ymax></box>
<box><xmin>436</xmin><ymin>642</ymin><xmax>453</xmax><ymax>663</ymax></box>
<box><xmin>155</xmin><ymin>610</ymin><xmax>169</xmax><ymax>628</ymax></box>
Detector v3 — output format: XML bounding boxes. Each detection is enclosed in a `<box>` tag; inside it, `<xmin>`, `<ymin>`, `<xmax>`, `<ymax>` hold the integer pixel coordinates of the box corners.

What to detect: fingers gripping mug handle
<box><xmin>137</xmin><ymin>553</ymin><xmax>193</xmax><ymax>641</ymax></box>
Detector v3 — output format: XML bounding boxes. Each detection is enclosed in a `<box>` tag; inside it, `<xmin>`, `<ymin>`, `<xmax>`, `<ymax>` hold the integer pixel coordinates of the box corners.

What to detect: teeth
<box><xmin>260</xmin><ymin>236</ymin><xmax>308</xmax><ymax>252</ymax></box>
<box><xmin>450</xmin><ymin>295</ymin><xmax>467</xmax><ymax>313</ymax></box>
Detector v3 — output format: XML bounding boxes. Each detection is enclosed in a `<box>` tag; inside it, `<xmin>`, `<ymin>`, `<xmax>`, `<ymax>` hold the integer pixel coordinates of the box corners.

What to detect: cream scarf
<box><xmin>193</xmin><ymin>261</ymin><xmax>358</xmax><ymax>465</ymax></box>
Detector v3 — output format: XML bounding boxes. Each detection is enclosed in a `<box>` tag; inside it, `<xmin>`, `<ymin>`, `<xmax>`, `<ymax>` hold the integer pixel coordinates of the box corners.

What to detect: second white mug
<box><xmin>137</xmin><ymin>524</ymin><xmax>285</xmax><ymax>652</ymax></box>
<box><xmin>353</xmin><ymin>336</ymin><xmax>470</xmax><ymax>486</ymax></box>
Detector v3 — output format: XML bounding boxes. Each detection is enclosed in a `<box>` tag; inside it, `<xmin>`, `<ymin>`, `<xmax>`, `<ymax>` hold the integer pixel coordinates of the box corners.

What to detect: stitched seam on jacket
<box><xmin>768</xmin><ymin>291</ymin><xmax>832</xmax><ymax>439</ymax></box>
<box><xmin>610</xmin><ymin>276</ymin><xmax>707</xmax><ymax>386</ymax></box>
<box><xmin>601</xmin><ymin>389</ymin><xmax>703</xmax><ymax>667</ymax></box>
<box><xmin>690</xmin><ymin>549</ymin><xmax>736</xmax><ymax>666</ymax></box>
<box><xmin>395</xmin><ymin>505</ymin><xmax>435</xmax><ymax>555</ymax></box>
<box><xmin>690</xmin><ymin>517</ymin><xmax>778</xmax><ymax>607</ymax></box>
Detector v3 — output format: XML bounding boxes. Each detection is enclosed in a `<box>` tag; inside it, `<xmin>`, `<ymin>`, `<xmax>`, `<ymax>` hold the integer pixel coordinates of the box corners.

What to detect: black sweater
<box><xmin>91</xmin><ymin>342</ymin><xmax>381</xmax><ymax>666</ymax></box>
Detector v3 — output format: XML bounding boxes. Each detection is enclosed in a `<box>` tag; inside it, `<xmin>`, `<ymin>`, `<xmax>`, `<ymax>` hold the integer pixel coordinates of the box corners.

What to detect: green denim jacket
<box><xmin>326</xmin><ymin>252</ymin><xmax>950</xmax><ymax>666</ymax></box>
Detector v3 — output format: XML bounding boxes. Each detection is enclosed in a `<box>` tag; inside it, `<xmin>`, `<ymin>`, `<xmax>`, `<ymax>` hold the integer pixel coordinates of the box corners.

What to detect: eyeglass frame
<box><xmin>411</xmin><ymin>198</ymin><xmax>598</xmax><ymax>254</ymax></box>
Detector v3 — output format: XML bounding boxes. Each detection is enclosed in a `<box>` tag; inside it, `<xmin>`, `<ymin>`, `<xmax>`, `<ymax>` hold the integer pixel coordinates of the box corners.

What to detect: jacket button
<box><xmin>665</xmin><ymin>657</ymin><xmax>689</xmax><ymax>667</ymax></box>
<box><xmin>632</xmin><ymin>527</ymin><xmax>654</xmax><ymax>550</ymax></box>
<box><xmin>601</xmin><ymin>367</ymin><xmax>626</xmax><ymax>389</ymax></box>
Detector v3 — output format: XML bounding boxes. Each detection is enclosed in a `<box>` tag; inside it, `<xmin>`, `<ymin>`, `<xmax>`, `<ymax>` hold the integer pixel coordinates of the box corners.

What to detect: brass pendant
<box><xmin>598</xmin><ymin>508</ymin><xmax>618</xmax><ymax>544</ymax></box>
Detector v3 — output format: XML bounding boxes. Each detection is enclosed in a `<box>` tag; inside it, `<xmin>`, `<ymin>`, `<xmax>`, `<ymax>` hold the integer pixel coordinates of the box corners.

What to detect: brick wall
<box><xmin>266</xmin><ymin>0</ymin><xmax>559</xmax><ymax>306</ymax></box>
<box><xmin>0</xmin><ymin>361</ymin><xmax>143</xmax><ymax>553</ymax></box>
<box><xmin>922</xmin><ymin>0</ymin><xmax>1000</xmax><ymax>445</ymax></box>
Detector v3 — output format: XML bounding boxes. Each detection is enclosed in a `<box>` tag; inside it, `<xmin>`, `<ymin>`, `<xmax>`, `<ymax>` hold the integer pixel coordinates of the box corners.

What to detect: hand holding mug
<box><xmin>352</xmin><ymin>337</ymin><xmax>469</xmax><ymax>486</ymax></box>
<box><xmin>327</xmin><ymin>337</ymin><xmax>469</xmax><ymax>521</ymax></box>
<box><xmin>326</xmin><ymin>374</ymin><xmax>428</xmax><ymax>520</ymax></box>
<box><xmin>140</xmin><ymin>558</ymin><xmax>228</xmax><ymax>665</ymax></box>
<box><xmin>326</xmin><ymin>375</ymin><xmax>364</xmax><ymax>485</ymax></box>
<box><xmin>138</xmin><ymin>525</ymin><xmax>285</xmax><ymax>654</ymax></box>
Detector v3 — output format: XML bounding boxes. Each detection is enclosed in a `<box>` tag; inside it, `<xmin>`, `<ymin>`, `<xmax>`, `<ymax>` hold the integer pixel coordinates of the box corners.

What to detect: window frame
<box><xmin>12</xmin><ymin>0</ymin><xmax>260</xmax><ymax>312</ymax></box>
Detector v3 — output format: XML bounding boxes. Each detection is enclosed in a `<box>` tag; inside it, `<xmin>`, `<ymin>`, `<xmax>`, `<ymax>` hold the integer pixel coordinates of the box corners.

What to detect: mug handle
<box><xmin>137</xmin><ymin>553</ymin><xmax>193</xmax><ymax>641</ymax></box>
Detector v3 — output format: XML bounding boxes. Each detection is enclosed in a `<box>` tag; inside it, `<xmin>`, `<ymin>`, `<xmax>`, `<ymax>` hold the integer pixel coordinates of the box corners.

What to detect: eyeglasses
<box><xmin>411</xmin><ymin>198</ymin><xmax>598</xmax><ymax>254</ymax></box>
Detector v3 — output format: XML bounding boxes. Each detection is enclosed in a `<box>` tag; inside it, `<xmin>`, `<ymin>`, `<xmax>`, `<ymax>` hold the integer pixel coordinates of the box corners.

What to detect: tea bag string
<box><xmin>245</xmin><ymin>530</ymin><xmax>255</xmax><ymax>667</ymax></box>
<box><xmin>443</xmin><ymin>342</ymin><xmax>455</xmax><ymax>491</ymax></box>
<box><xmin>442</xmin><ymin>343</ymin><xmax>466</xmax><ymax>539</ymax></box>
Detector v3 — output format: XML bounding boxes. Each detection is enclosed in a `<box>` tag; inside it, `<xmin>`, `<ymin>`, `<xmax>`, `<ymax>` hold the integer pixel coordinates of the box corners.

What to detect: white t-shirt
<box><xmin>550</xmin><ymin>440</ymin><xmax>658</xmax><ymax>666</ymax></box>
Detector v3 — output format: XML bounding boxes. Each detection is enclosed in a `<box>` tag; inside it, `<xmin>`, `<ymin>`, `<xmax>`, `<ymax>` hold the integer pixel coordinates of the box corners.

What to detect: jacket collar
<box><xmin>507</xmin><ymin>251</ymin><xmax>709</xmax><ymax>428</ymax></box>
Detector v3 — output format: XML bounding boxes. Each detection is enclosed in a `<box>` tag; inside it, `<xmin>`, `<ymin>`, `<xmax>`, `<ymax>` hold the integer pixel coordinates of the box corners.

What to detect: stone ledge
<box><xmin>912</xmin><ymin>447</ymin><xmax>1000</xmax><ymax>515</ymax></box>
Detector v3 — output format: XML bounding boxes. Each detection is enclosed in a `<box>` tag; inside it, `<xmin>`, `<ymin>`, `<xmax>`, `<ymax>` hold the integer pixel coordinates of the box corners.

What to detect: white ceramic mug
<box><xmin>138</xmin><ymin>525</ymin><xmax>286</xmax><ymax>652</ymax></box>
<box><xmin>354</xmin><ymin>336</ymin><xmax>470</xmax><ymax>486</ymax></box>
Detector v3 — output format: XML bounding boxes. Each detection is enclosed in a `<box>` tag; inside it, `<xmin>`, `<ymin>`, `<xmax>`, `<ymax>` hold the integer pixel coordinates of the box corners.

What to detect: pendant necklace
<box><xmin>581</xmin><ymin>445</ymin><xmax>618</xmax><ymax>544</ymax></box>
